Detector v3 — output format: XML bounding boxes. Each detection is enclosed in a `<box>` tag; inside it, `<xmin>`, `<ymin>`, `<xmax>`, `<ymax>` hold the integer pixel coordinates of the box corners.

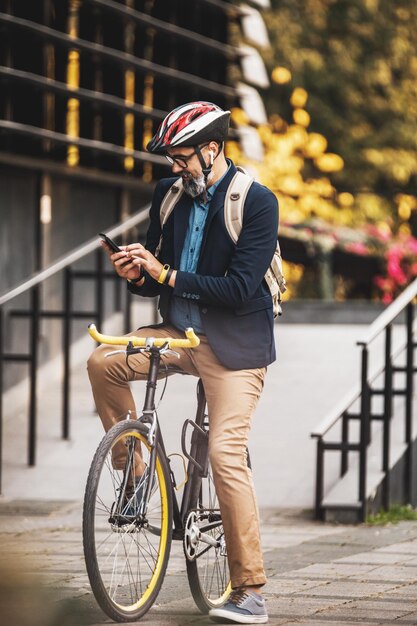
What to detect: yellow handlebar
<box><xmin>88</xmin><ymin>323</ymin><xmax>200</xmax><ymax>349</ymax></box>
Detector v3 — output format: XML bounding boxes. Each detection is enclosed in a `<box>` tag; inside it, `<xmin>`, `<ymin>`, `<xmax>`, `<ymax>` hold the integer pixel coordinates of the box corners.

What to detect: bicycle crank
<box><xmin>184</xmin><ymin>510</ymin><xmax>223</xmax><ymax>561</ymax></box>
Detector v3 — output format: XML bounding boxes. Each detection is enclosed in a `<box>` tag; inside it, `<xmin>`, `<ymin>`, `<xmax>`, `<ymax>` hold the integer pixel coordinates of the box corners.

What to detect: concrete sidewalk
<box><xmin>0</xmin><ymin>503</ymin><xmax>417</xmax><ymax>625</ymax></box>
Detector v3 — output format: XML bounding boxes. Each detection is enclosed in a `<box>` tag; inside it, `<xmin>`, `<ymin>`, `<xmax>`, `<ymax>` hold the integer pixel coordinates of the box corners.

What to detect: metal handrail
<box><xmin>311</xmin><ymin>318</ymin><xmax>417</xmax><ymax>438</ymax></box>
<box><xmin>357</xmin><ymin>280</ymin><xmax>417</xmax><ymax>346</ymax></box>
<box><xmin>311</xmin><ymin>280</ymin><xmax>417</xmax><ymax>522</ymax></box>
<box><xmin>0</xmin><ymin>203</ymin><xmax>153</xmax><ymax>493</ymax></box>
<box><xmin>0</xmin><ymin>207</ymin><xmax>150</xmax><ymax>306</ymax></box>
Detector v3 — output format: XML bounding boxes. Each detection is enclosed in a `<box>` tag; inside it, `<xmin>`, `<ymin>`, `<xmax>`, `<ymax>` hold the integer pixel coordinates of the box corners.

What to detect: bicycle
<box><xmin>83</xmin><ymin>323</ymin><xmax>232</xmax><ymax>622</ymax></box>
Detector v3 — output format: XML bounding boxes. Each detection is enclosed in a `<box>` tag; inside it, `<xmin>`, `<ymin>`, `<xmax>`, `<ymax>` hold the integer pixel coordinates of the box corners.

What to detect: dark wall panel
<box><xmin>0</xmin><ymin>166</ymin><xmax>37</xmax><ymax>294</ymax></box>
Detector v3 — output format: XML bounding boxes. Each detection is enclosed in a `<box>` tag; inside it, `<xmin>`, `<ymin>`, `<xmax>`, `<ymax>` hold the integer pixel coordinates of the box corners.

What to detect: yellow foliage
<box><xmin>398</xmin><ymin>223</ymin><xmax>411</xmax><ymax>235</ymax></box>
<box><xmin>230</xmin><ymin>107</ymin><xmax>250</xmax><ymax>126</ymax></box>
<box><xmin>304</xmin><ymin>133</ymin><xmax>327</xmax><ymax>158</ymax></box>
<box><xmin>315</xmin><ymin>153</ymin><xmax>344</xmax><ymax>172</ymax></box>
<box><xmin>286</xmin><ymin>125</ymin><xmax>309</xmax><ymax>150</ymax></box>
<box><xmin>290</xmin><ymin>87</ymin><xmax>308</xmax><ymax>108</ymax></box>
<box><xmin>338</xmin><ymin>192</ymin><xmax>355</xmax><ymax>207</ymax></box>
<box><xmin>272</xmin><ymin>66</ymin><xmax>292</xmax><ymax>84</ymax></box>
<box><xmin>305</xmin><ymin>178</ymin><xmax>334</xmax><ymax>197</ymax></box>
<box><xmin>293</xmin><ymin>108</ymin><xmax>311</xmax><ymax>127</ymax></box>
<box><xmin>225</xmin><ymin>141</ymin><xmax>243</xmax><ymax>163</ymax></box>
<box><xmin>276</xmin><ymin>174</ymin><xmax>304</xmax><ymax>195</ymax></box>
<box><xmin>229</xmin><ymin>82</ymin><xmax>354</xmax><ymax>234</ymax></box>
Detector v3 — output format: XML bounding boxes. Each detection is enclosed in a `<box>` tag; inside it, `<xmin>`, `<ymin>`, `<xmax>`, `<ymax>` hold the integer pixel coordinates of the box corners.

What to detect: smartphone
<box><xmin>99</xmin><ymin>232</ymin><xmax>122</xmax><ymax>253</ymax></box>
<box><xmin>99</xmin><ymin>232</ymin><xmax>134</xmax><ymax>267</ymax></box>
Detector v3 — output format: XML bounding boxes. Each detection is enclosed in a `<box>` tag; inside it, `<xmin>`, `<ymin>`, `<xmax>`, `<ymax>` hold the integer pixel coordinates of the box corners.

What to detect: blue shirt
<box><xmin>169</xmin><ymin>165</ymin><xmax>230</xmax><ymax>333</ymax></box>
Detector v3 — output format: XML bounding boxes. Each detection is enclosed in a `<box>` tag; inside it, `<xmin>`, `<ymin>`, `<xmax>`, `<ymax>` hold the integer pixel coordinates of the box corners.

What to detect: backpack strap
<box><xmin>155</xmin><ymin>178</ymin><xmax>184</xmax><ymax>258</ymax></box>
<box><xmin>224</xmin><ymin>167</ymin><xmax>254</xmax><ymax>244</ymax></box>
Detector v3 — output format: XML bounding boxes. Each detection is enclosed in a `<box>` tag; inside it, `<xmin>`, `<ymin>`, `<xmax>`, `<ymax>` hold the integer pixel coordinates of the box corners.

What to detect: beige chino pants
<box><xmin>87</xmin><ymin>324</ymin><xmax>267</xmax><ymax>588</ymax></box>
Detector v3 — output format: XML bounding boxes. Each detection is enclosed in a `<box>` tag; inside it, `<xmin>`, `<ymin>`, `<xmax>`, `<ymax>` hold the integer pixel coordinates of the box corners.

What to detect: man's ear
<box><xmin>209</xmin><ymin>141</ymin><xmax>219</xmax><ymax>159</ymax></box>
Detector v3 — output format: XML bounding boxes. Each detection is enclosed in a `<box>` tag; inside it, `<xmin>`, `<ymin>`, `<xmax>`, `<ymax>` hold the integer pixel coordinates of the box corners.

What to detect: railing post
<box><xmin>315</xmin><ymin>438</ymin><xmax>324</xmax><ymax>520</ymax></box>
<box><xmin>340</xmin><ymin>411</ymin><xmax>348</xmax><ymax>477</ymax></box>
<box><xmin>359</xmin><ymin>345</ymin><xmax>370</xmax><ymax>521</ymax></box>
<box><xmin>0</xmin><ymin>306</ymin><xmax>3</xmax><ymax>493</ymax></box>
<box><xmin>382</xmin><ymin>324</ymin><xmax>393</xmax><ymax>510</ymax></box>
<box><xmin>405</xmin><ymin>302</ymin><xmax>414</xmax><ymax>504</ymax></box>
<box><xmin>28</xmin><ymin>286</ymin><xmax>40</xmax><ymax>466</ymax></box>
<box><xmin>95</xmin><ymin>249</ymin><xmax>104</xmax><ymax>333</ymax></box>
<box><xmin>62</xmin><ymin>267</ymin><xmax>71</xmax><ymax>440</ymax></box>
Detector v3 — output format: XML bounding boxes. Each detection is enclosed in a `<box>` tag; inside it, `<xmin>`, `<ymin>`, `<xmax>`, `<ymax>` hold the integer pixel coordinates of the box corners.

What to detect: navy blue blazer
<box><xmin>129</xmin><ymin>161</ymin><xmax>279</xmax><ymax>370</ymax></box>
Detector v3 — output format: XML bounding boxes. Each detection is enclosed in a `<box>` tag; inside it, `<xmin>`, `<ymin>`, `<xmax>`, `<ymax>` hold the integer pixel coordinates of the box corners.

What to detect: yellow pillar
<box><xmin>66</xmin><ymin>0</ymin><xmax>81</xmax><ymax>167</ymax></box>
<box><xmin>142</xmin><ymin>74</ymin><xmax>154</xmax><ymax>183</ymax></box>
<box><xmin>124</xmin><ymin>1</ymin><xmax>135</xmax><ymax>172</ymax></box>
<box><xmin>124</xmin><ymin>69</ymin><xmax>135</xmax><ymax>172</ymax></box>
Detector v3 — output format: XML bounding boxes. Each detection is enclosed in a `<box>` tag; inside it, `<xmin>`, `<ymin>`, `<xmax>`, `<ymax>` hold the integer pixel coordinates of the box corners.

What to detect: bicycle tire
<box><xmin>184</xmin><ymin>459</ymin><xmax>231</xmax><ymax>613</ymax></box>
<box><xmin>83</xmin><ymin>419</ymin><xmax>173</xmax><ymax>622</ymax></box>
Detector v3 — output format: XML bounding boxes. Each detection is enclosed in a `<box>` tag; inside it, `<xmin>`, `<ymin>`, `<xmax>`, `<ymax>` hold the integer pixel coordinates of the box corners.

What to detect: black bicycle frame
<box><xmin>134</xmin><ymin>345</ymin><xmax>209</xmax><ymax>539</ymax></box>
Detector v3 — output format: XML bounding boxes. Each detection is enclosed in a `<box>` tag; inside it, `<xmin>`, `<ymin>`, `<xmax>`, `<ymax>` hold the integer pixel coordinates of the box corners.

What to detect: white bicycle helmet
<box><xmin>147</xmin><ymin>101</ymin><xmax>230</xmax><ymax>155</ymax></box>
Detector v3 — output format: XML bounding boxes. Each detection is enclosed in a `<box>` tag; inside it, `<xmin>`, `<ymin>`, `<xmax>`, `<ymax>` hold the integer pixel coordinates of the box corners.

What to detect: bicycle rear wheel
<box><xmin>184</xmin><ymin>460</ymin><xmax>231</xmax><ymax>613</ymax></box>
<box><xmin>83</xmin><ymin>419</ymin><xmax>172</xmax><ymax>622</ymax></box>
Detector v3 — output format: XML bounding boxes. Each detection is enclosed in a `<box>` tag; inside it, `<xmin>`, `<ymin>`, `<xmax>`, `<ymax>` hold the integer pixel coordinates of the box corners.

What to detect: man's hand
<box><xmin>125</xmin><ymin>243</ymin><xmax>177</xmax><ymax>287</ymax></box>
<box><xmin>100</xmin><ymin>240</ymin><xmax>143</xmax><ymax>283</ymax></box>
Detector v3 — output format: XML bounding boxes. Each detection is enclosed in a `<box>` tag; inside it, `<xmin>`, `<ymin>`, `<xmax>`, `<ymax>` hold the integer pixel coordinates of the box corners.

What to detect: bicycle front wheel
<box><xmin>83</xmin><ymin>420</ymin><xmax>173</xmax><ymax>622</ymax></box>
<box><xmin>184</xmin><ymin>460</ymin><xmax>231</xmax><ymax>613</ymax></box>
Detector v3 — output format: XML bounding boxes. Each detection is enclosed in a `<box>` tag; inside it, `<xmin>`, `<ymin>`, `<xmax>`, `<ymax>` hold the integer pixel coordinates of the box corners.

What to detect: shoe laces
<box><xmin>229</xmin><ymin>587</ymin><xmax>249</xmax><ymax>607</ymax></box>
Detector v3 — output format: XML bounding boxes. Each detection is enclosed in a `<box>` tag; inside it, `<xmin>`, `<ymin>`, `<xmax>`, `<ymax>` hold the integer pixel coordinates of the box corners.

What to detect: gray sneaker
<box><xmin>209</xmin><ymin>588</ymin><xmax>268</xmax><ymax>624</ymax></box>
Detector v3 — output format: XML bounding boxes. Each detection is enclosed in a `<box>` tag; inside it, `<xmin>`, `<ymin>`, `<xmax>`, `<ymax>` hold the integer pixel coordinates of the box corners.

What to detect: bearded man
<box><xmin>88</xmin><ymin>101</ymin><xmax>278</xmax><ymax>624</ymax></box>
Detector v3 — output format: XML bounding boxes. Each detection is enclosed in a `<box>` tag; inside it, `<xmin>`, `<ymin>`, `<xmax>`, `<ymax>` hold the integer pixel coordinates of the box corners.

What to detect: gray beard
<box><xmin>182</xmin><ymin>171</ymin><xmax>213</xmax><ymax>198</ymax></box>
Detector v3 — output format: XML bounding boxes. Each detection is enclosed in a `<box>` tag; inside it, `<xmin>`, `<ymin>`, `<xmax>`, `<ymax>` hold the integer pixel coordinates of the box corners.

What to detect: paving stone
<box><xmin>336</xmin><ymin>550</ymin><xmax>416</xmax><ymax>566</ymax></box>
<box><xmin>377</xmin><ymin>540</ymin><xmax>417</xmax><ymax>555</ymax></box>
<box><xmin>279</xmin><ymin>562</ymin><xmax>379</xmax><ymax>580</ymax></box>
<box><xmin>380</xmin><ymin>582</ymin><xmax>417</xmax><ymax>599</ymax></box>
<box><xmin>316</xmin><ymin>602</ymin><xmax>413</xmax><ymax>622</ymax></box>
<box><xmin>259</xmin><ymin>595</ymin><xmax>350</xmax><ymax>616</ymax></box>
<box><xmin>292</xmin><ymin>580</ymin><xmax>398</xmax><ymax>599</ymax></box>
<box><xmin>352</xmin><ymin>564</ymin><xmax>417</xmax><ymax>583</ymax></box>
<box><xmin>393</xmin><ymin>611</ymin><xmax>417</xmax><ymax>623</ymax></box>
<box><xmin>265</xmin><ymin>578</ymin><xmax>331</xmax><ymax>595</ymax></box>
<box><xmin>280</xmin><ymin>616</ymin><xmax>380</xmax><ymax>626</ymax></box>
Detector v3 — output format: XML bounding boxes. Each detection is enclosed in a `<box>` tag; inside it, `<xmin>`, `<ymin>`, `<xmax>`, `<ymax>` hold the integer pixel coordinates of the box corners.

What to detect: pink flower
<box><xmin>344</xmin><ymin>242</ymin><xmax>369</xmax><ymax>255</ymax></box>
<box><xmin>374</xmin><ymin>276</ymin><xmax>390</xmax><ymax>290</ymax></box>
<box><xmin>387</xmin><ymin>257</ymin><xmax>407</xmax><ymax>285</ymax></box>
<box><xmin>382</xmin><ymin>293</ymin><xmax>393</xmax><ymax>304</ymax></box>
<box><xmin>406</xmin><ymin>238</ymin><xmax>417</xmax><ymax>253</ymax></box>
<box><xmin>366</xmin><ymin>225</ymin><xmax>391</xmax><ymax>242</ymax></box>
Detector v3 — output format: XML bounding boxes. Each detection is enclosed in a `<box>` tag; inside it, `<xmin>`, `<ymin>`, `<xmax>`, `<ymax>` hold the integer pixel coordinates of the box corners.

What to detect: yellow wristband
<box><xmin>157</xmin><ymin>264</ymin><xmax>170</xmax><ymax>284</ymax></box>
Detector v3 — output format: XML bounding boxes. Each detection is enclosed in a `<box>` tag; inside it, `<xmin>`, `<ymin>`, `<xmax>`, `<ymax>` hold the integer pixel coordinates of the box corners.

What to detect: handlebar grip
<box><xmin>88</xmin><ymin>323</ymin><xmax>200</xmax><ymax>348</ymax></box>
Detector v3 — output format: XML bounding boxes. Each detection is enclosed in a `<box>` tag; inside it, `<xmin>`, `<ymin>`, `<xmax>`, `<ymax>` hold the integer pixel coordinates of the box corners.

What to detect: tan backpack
<box><xmin>156</xmin><ymin>166</ymin><xmax>287</xmax><ymax>316</ymax></box>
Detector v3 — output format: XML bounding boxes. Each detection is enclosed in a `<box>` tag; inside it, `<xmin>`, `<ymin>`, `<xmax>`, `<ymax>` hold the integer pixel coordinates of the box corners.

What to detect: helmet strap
<box><xmin>195</xmin><ymin>145</ymin><xmax>212</xmax><ymax>184</ymax></box>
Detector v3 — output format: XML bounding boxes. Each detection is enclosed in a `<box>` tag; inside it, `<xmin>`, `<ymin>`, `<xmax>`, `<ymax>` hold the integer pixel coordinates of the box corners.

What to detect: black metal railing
<box><xmin>0</xmin><ymin>206</ymin><xmax>154</xmax><ymax>493</ymax></box>
<box><xmin>311</xmin><ymin>282</ymin><xmax>417</xmax><ymax>522</ymax></box>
